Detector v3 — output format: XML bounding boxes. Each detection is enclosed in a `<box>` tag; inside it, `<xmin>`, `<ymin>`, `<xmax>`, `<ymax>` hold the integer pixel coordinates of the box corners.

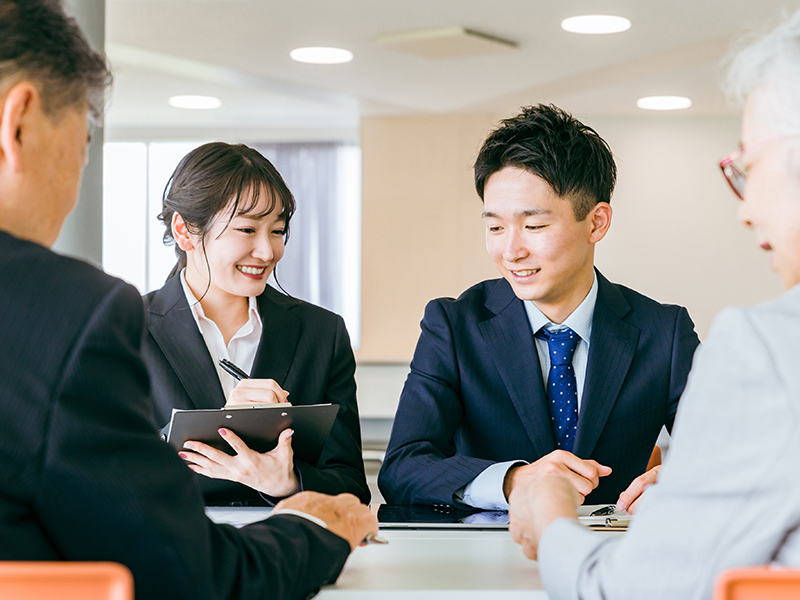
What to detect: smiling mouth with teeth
<box><xmin>512</xmin><ymin>269</ymin><xmax>540</xmax><ymax>277</ymax></box>
<box><xmin>237</xmin><ymin>265</ymin><xmax>266</xmax><ymax>275</ymax></box>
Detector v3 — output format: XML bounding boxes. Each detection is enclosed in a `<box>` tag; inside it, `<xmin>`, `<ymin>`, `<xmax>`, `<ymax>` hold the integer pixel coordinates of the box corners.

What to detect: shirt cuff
<box><xmin>269</xmin><ymin>509</ymin><xmax>328</xmax><ymax>531</ymax></box>
<box><xmin>455</xmin><ymin>460</ymin><xmax>527</xmax><ymax>510</ymax></box>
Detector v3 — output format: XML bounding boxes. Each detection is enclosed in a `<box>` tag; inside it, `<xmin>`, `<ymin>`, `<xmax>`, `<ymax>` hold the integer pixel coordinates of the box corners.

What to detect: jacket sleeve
<box><xmin>537</xmin><ymin>307</ymin><xmax>800</xmax><ymax>600</ymax></box>
<box><xmin>378</xmin><ymin>299</ymin><xmax>496</xmax><ymax>505</ymax></box>
<box><xmin>35</xmin><ymin>280</ymin><xmax>350</xmax><ymax>600</ymax></box>
<box><xmin>294</xmin><ymin>315</ymin><xmax>371</xmax><ymax>504</ymax></box>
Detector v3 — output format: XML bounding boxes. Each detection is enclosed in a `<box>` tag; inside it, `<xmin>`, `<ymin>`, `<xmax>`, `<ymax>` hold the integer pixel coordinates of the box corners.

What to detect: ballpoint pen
<box><xmin>218</xmin><ymin>358</ymin><xmax>250</xmax><ymax>381</ymax></box>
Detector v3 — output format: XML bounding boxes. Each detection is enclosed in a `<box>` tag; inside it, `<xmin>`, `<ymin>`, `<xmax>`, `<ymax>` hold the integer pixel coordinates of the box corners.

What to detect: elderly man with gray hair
<box><xmin>508</xmin><ymin>10</ymin><xmax>800</xmax><ymax>600</ymax></box>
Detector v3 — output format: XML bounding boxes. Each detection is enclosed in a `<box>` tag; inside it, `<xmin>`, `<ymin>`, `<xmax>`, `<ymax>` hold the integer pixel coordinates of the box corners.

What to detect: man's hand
<box><xmin>509</xmin><ymin>474</ymin><xmax>582</xmax><ymax>560</ymax></box>
<box><xmin>616</xmin><ymin>465</ymin><xmax>660</xmax><ymax>514</ymax></box>
<box><xmin>180</xmin><ymin>428</ymin><xmax>299</xmax><ymax>498</ymax></box>
<box><xmin>503</xmin><ymin>449</ymin><xmax>612</xmax><ymax>501</ymax></box>
<box><xmin>225</xmin><ymin>378</ymin><xmax>290</xmax><ymax>406</ymax></box>
<box><xmin>275</xmin><ymin>492</ymin><xmax>378</xmax><ymax>552</ymax></box>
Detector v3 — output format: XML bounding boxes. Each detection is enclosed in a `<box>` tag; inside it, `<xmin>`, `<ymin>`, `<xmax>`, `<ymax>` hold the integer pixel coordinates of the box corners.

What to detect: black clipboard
<box><xmin>166</xmin><ymin>404</ymin><xmax>340</xmax><ymax>466</ymax></box>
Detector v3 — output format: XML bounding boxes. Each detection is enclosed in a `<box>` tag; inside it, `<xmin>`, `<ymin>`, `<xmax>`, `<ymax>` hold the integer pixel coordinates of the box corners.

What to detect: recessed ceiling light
<box><xmin>290</xmin><ymin>47</ymin><xmax>353</xmax><ymax>64</ymax></box>
<box><xmin>168</xmin><ymin>95</ymin><xmax>222</xmax><ymax>110</ymax></box>
<box><xmin>636</xmin><ymin>96</ymin><xmax>693</xmax><ymax>111</ymax></box>
<box><xmin>561</xmin><ymin>15</ymin><xmax>631</xmax><ymax>35</ymax></box>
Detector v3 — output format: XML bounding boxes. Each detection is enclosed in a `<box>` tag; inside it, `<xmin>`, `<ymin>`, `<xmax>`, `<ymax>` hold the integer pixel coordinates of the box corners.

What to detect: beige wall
<box><xmin>358</xmin><ymin>112</ymin><xmax>785</xmax><ymax>362</ymax></box>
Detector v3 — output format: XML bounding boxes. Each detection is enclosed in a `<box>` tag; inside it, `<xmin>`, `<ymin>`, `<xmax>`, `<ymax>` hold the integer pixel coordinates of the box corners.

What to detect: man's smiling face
<box><xmin>483</xmin><ymin>166</ymin><xmax>607</xmax><ymax>322</ymax></box>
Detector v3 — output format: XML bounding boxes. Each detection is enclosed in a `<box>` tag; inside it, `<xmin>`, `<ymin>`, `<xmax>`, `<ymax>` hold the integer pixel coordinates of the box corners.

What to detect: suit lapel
<box><xmin>147</xmin><ymin>277</ymin><xmax>225</xmax><ymax>410</ymax></box>
<box><xmin>251</xmin><ymin>287</ymin><xmax>301</xmax><ymax>386</ymax></box>
<box><xmin>479</xmin><ymin>281</ymin><xmax>557</xmax><ymax>458</ymax></box>
<box><xmin>574</xmin><ymin>272</ymin><xmax>639</xmax><ymax>457</ymax></box>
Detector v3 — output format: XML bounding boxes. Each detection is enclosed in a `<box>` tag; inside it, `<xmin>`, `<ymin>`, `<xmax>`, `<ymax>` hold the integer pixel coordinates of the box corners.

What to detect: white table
<box><xmin>317</xmin><ymin>528</ymin><xmax>549</xmax><ymax>599</ymax></box>
<box><xmin>206</xmin><ymin>506</ymin><xmax>625</xmax><ymax>599</ymax></box>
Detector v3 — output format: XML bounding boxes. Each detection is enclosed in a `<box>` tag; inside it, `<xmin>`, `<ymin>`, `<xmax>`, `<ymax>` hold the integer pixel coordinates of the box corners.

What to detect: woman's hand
<box><xmin>179</xmin><ymin>428</ymin><xmax>300</xmax><ymax>498</ymax></box>
<box><xmin>225</xmin><ymin>378</ymin><xmax>290</xmax><ymax>407</ymax></box>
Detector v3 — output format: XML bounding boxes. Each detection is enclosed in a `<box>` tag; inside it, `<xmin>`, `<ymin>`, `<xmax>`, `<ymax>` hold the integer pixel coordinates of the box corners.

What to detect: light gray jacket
<box><xmin>539</xmin><ymin>284</ymin><xmax>800</xmax><ymax>600</ymax></box>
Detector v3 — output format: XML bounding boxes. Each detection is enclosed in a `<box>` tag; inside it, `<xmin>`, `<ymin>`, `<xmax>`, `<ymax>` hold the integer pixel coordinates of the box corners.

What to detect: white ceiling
<box><xmin>104</xmin><ymin>0</ymin><xmax>798</xmax><ymax>138</ymax></box>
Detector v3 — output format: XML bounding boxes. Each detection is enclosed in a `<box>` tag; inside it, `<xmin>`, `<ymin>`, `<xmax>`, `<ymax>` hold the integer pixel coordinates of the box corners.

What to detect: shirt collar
<box><xmin>523</xmin><ymin>272</ymin><xmax>598</xmax><ymax>344</ymax></box>
<box><xmin>179</xmin><ymin>269</ymin><xmax>262</xmax><ymax>331</ymax></box>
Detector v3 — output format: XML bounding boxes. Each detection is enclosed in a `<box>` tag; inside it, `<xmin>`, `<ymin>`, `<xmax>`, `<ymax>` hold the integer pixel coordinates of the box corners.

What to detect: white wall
<box><xmin>590</xmin><ymin>114</ymin><xmax>784</xmax><ymax>338</ymax></box>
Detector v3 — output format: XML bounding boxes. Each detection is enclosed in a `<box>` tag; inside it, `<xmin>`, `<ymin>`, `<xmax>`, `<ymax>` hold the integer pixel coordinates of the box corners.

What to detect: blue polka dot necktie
<box><xmin>536</xmin><ymin>327</ymin><xmax>580</xmax><ymax>452</ymax></box>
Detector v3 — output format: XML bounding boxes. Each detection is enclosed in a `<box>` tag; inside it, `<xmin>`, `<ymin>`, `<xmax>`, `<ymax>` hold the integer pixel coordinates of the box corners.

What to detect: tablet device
<box><xmin>377</xmin><ymin>504</ymin><xmax>509</xmax><ymax>529</ymax></box>
<box><xmin>167</xmin><ymin>403</ymin><xmax>340</xmax><ymax>467</ymax></box>
<box><xmin>375</xmin><ymin>504</ymin><xmax>627</xmax><ymax>530</ymax></box>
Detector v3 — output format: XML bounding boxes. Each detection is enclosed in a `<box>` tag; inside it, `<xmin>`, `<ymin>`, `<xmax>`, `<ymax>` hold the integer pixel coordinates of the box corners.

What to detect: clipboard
<box><xmin>166</xmin><ymin>403</ymin><xmax>340</xmax><ymax>466</ymax></box>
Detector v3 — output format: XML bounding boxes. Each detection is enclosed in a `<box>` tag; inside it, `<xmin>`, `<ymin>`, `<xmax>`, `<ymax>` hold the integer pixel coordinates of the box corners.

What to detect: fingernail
<box><xmin>178</xmin><ymin>452</ymin><xmax>188</xmax><ymax>459</ymax></box>
<box><xmin>218</xmin><ymin>428</ymin><xmax>227</xmax><ymax>436</ymax></box>
<box><xmin>182</xmin><ymin>442</ymin><xmax>193</xmax><ymax>450</ymax></box>
<box><xmin>286</xmin><ymin>429</ymin><xmax>294</xmax><ymax>438</ymax></box>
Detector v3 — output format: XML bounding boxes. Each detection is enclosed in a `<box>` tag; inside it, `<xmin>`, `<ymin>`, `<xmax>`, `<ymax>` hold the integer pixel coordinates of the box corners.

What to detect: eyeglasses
<box><xmin>718</xmin><ymin>134</ymin><xmax>786</xmax><ymax>200</ymax></box>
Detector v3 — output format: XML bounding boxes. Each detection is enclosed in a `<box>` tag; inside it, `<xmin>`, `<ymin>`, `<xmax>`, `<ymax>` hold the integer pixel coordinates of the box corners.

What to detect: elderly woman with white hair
<box><xmin>507</xmin><ymin>11</ymin><xmax>800</xmax><ymax>600</ymax></box>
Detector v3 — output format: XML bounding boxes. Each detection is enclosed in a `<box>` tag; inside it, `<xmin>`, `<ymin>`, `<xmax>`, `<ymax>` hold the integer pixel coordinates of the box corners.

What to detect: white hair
<box><xmin>725</xmin><ymin>9</ymin><xmax>800</xmax><ymax>134</ymax></box>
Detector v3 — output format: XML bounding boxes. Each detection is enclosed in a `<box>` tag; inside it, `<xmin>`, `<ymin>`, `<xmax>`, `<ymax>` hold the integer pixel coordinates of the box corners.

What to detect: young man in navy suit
<box><xmin>379</xmin><ymin>104</ymin><xmax>700</xmax><ymax>510</ymax></box>
<box><xmin>0</xmin><ymin>2</ymin><xmax>375</xmax><ymax>598</ymax></box>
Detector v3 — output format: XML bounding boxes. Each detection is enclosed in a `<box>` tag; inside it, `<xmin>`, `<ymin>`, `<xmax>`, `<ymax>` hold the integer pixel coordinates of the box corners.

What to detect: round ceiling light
<box><xmin>636</xmin><ymin>96</ymin><xmax>693</xmax><ymax>111</ymax></box>
<box><xmin>168</xmin><ymin>95</ymin><xmax>222</xmax><ymax>110</ymax></box>
<box><xmin>561</xmin><ymin>15</ymin><xmax>632</xmax><ymax>35</ymax></box>
<box><xmin>290</xmin><ymin>46</ymin><xmax>353</xmax><ymax>64</ymax></box>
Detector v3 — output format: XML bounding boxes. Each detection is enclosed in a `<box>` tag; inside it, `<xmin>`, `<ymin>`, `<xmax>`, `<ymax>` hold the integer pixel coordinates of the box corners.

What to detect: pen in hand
<box><xmin>218</xmin><ymin>358</ymin><xmax>250</xmax><ymax>381</ymax></box>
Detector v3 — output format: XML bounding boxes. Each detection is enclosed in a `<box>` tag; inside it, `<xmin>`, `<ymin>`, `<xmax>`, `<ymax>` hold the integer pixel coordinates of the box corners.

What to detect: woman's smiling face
<box><xmin>183</xmin><ymin>189</ymin><xmax>286</xmax><ymax>303</ymax></box>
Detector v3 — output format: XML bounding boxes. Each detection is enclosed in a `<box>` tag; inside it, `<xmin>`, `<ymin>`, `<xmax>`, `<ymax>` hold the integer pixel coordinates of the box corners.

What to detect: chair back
<box><xmin>715</xmin><ymin>566</ymin><xmax>800</xmax><ymax>600</ymax></box>
<box><xmin>0</xmin><ymin>562</ymin><xmax>133</xmax><ymax>600</ymax></box>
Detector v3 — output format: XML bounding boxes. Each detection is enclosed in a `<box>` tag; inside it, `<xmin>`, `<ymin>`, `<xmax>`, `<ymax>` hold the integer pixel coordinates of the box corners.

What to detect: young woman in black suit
<box><xmin>142</xmin><ymin>142</ymin><xmax>369</xmax><ymax>505</ymax></box>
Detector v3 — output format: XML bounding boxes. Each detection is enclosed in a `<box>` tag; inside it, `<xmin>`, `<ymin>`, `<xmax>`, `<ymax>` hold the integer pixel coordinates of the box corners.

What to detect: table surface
<box><xmin>205</xmin><ymin>505</ymin><xmax>625</xmax><ymax>599</ymax></box>
<box><xmin>317</xmin><ymin>528</ymin><xmax>549</xmax><ymax>599</ymax></box>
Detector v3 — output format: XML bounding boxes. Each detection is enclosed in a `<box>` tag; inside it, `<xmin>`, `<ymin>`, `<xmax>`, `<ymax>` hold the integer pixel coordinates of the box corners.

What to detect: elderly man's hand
<box><xmin>509</xmin><ymin>474</ymin><xmax>582</xmax><ymax>561</ymax></box>
<box><xmin>274</xmin><ymin>492</ymin><xmax>378</xmax><ymax>552</ymax></box>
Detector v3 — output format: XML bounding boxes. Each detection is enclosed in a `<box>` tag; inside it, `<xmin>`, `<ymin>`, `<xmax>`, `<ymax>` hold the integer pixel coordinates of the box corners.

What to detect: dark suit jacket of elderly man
<box><xmin>379</xmin><ymin>270</ymin><xmax>700</xmax><ymax>506</ymax></box>
<box><xmin>0</xmin><ymin>230</ymin><xmax>350</xmax><ymax>600</ymax></box>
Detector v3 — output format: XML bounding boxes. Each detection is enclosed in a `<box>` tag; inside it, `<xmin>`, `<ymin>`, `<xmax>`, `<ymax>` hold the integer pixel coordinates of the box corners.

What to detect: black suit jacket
<box><xmin>143</xmin><ymin>276</ymin><xmax>369</xmax><ymax>505</ymax></box>
<box><xmin>0</xmin><ymin>231</ymin><xmax>350</xmax><ymax>600</ymax></box>
<box><xmin>378</xmin><ymin>272</ymin><xmax>700</xmax><ymax>505</ymax></box>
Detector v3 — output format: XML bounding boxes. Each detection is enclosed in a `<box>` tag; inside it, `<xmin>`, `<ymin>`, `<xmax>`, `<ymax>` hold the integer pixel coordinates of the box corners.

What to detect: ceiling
<box><xmin>104</xmin><ymin>0</ymin><xmax>797</xmax><ymax>138</ymax></box>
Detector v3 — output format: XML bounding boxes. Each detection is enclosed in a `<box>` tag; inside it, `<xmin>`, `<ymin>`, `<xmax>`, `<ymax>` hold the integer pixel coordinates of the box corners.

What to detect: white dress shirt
<box><xmin>455</xmin><ymin>274</ymin><xmax>599</xmax><ymax>510</ymax></box>
<box><xmin>180</xmin><ymin>270</ymin><xmax>262</xmax><ymax>400</ymax></box>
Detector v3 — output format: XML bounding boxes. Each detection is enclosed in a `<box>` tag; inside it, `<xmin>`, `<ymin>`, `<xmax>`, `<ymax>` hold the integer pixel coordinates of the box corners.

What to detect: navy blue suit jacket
<box><xmin>378</xmin><ymin>272</ymin><xmax>700</xmax><ymax>505</ymax></box>
<box><xmin>143</xmin><ymin>276</ymin><xmax>369</xmax><ymax>505</ymax></box>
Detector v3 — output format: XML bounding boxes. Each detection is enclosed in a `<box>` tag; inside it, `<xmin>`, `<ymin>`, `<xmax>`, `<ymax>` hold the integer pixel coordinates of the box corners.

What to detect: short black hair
<box><xmin>0</xmin><ymin>0</ymin><xmax>111</xmax><ymax>121</ymax></box>
<box><xmin>474</xmin><ymin>104</ymin><xmax>616</xmax><ymax>220</ymax></box>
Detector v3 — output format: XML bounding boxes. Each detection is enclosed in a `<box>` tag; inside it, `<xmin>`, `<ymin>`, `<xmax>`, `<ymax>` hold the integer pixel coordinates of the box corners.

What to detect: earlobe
<box><xmin>172</xmin><ymin>212</ymin><xmax>195</xmax><ymax>251</ymax></box>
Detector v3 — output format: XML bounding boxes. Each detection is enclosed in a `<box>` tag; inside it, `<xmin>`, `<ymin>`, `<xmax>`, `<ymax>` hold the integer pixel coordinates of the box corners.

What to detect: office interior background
<box><xmin>57</xmin><ymin>1</ymin><xmax>793</xmax><ymax>497</ymax></box>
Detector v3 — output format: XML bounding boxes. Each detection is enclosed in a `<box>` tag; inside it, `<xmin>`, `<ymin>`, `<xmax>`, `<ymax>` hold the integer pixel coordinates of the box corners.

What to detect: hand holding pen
<box><xmin>218</xmin><ymin>359</ymin><xmax>291</xmax><ymax>406</ymax></box>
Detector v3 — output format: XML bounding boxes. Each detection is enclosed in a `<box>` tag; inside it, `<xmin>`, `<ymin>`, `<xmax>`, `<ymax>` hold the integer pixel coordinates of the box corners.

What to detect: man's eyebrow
<box><xmin>482</xmin><ymin>208</ymin><xmax>551</xmax><ymax>219</ymax></box>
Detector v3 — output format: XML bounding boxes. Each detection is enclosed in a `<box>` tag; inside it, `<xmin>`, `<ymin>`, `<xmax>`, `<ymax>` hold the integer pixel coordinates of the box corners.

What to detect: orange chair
<box><xmin>646</xmin><ymin>445</ymin><xmax>662</xmax><ymax>471</ymax></box>
<box><xmin>0</xmin><ymin>562</ymin><xmax>133</xmax><ymax>600</ymax></box>
<box><xmin>714</xmin><ymin>566</ymin><xmax>800</xmax><ymax>600</ymax></box>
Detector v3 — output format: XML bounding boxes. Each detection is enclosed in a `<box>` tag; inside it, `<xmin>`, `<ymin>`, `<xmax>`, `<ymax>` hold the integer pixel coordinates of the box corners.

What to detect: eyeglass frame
<box><xmin>718</xmin><ymin>133</ymin><xmax>796</xmax><ymax>200</ymax></box>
